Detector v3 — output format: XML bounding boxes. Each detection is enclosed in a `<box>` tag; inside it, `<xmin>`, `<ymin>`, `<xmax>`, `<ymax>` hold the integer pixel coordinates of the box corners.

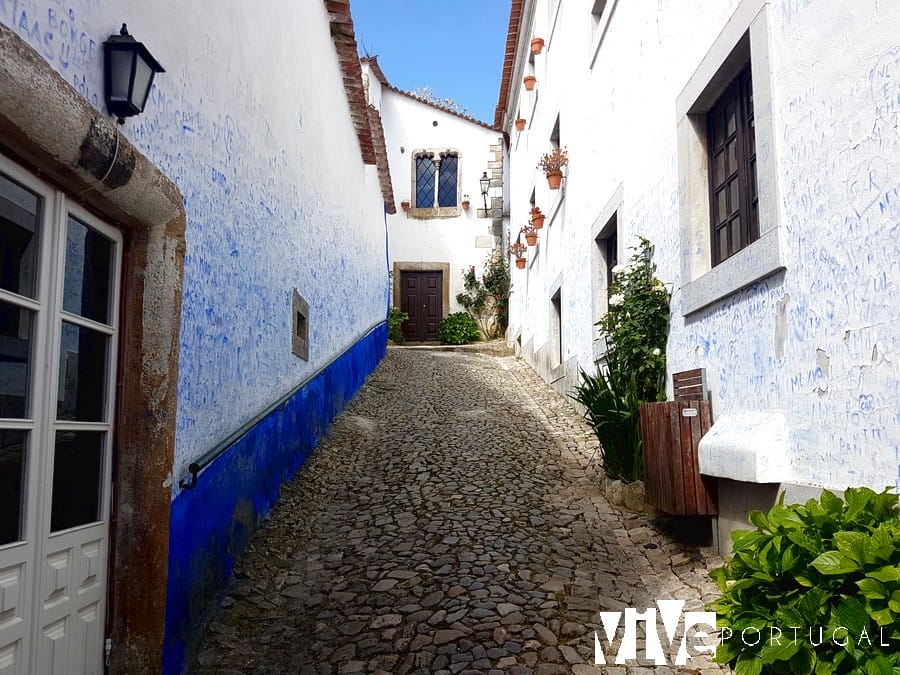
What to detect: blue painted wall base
<box><xmin>163</xmin><ymin>323</ymin><xmax>387</xmax><ymax>674</ymax></box>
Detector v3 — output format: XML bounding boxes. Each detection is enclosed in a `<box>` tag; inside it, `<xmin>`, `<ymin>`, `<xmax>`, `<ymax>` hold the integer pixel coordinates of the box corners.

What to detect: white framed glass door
<box><xmin>0</xmin><ymin>155</ymin><xmax>122</xmax><ymax>675</ymax></box>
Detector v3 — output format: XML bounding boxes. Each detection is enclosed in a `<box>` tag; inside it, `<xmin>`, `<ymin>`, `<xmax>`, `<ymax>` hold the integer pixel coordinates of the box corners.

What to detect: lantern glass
<box><xmin>132</xmin><ymin>55</ymin><xmax>154</xmax><ymax>111</ymax></box>
<box><xmin>109</xmin><ymin>49</ymin><xmax>133</xmax><ymax>101</ymax></box>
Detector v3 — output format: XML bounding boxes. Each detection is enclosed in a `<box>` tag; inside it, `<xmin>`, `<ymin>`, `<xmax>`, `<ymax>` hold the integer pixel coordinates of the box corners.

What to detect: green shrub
<box><xmin>438</xmin><ymin>312</ymin><xmax>480</xmax><ymax>344</ymax></box>
<box><xmin>570</xmin><ymin>367</ymin><xmax>642</xmax><ymax>482</ymax></box>
<box><xmin>710</xmin><ymin>487</ymin><xmax>900</xmax><ymax>675</ymax></box>
<box><xmin>388</xmin><ymin>307</ymin><xmax>408</xmax><ymax>344</ymax></box>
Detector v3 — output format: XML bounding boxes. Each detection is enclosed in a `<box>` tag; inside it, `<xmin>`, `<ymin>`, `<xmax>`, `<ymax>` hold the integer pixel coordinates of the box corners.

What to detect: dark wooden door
<box><xmin>400</xmin><ymin>271</ymin><xmax>442</xmax><ymax>341</ymax></box>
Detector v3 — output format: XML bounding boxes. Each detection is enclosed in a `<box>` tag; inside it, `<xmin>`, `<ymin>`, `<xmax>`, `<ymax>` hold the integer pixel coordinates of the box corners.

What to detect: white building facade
<box><xmin>498</xmin><ymin>0</ymin><xmax>900</xmax><ymax>544</ymax></box>
<box><xmin>362</xmin><ymin>58</ymin><xmax>508</xmax><ymax>340</ymax></box>
<box><xmin>0</xmin><ymin>1</ymin><xmax>391</xmax><ymax>672</ymax></box>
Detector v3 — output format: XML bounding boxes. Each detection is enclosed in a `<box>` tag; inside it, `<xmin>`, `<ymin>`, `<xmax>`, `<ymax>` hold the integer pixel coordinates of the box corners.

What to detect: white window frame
<box><xmin>675</xmin><ymin>0</ymin><xmax>784</xmax><ymax>316</ymax></box>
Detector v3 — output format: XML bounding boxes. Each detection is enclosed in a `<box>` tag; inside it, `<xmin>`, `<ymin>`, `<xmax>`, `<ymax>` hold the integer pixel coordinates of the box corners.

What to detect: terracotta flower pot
<box><xmin>531</xmin><ymin>37</ymin><xmax>545</xmax><ymax>55</ymax></box>
<box><xmin>401</xmin><ymin>200</ymin><xmax>410</xmax><ymax>212</ymax></box>
<box><xmin>525</xmin><ymin>232</ymin><xmax>537</xmax><ymax>246</ymax></box>
<box><xmin>516</xmin><ymin>257</ymin><xmax>526</xmax><ymax>269</ymax></box>
<box><xmin>523</xmin><ymin>75</ymin><xmax>536</xmax><ymax>91</ymax></box>
<box><xmin>545</xmin><ymin>170</ymin><xmax>563</xmax><ymax>190</ymax></box>
<box><xmin>531</xmin><ymin>213</ymin><xmax>545</xmax><ymax>229</ymax></box>
<box><xmin>515</xmin><ymin>118</ymin><xmax>526</xmax><ymax>131</ymax></box>
<box><xmin>462</xmin><ymin>200</ymin><xmax>470</xmax><ymax>211</ymax></box>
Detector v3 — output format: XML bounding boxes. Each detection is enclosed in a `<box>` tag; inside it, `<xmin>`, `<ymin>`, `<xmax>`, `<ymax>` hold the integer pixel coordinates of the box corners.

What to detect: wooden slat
<box><xmin>673</xmin><ymin>368</ymin><xmax>708</xmax><ymax>403</ymax></box>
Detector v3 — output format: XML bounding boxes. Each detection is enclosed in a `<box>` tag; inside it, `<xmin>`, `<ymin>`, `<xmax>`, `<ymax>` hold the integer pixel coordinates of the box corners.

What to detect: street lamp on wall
<box><xmin>480</xmin><ymin>171</ymin><xmax>491</xmax><ymax>209</ymax></box>
<box><xmin>104</xmin><ymin>24</ymin><xmax>165</xmax><ymax>125</ymax></box>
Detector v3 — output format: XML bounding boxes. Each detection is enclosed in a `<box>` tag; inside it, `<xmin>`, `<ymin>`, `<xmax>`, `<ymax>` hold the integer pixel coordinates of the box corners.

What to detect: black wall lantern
<box><xmin>480</xmin><ymin>171</ymin><xmax>491</xmax><ymax>209</ymax></box>
<box><xmin>103</xmin><ymin>24</ymin><xmax>165</xmax><ymax>125</ymax></box>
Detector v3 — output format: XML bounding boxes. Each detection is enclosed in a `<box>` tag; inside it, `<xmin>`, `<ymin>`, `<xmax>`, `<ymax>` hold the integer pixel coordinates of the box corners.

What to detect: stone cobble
<box><xmin>193</xmin><ymin>347</ymin><xmax>729</xmax><ymax>674</ymax></box>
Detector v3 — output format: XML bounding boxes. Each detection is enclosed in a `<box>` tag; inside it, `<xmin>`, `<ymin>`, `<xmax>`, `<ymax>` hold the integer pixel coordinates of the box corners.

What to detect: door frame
<box><xmin>392</xmin><ymin>261</ymin><xmax>450</xmax><ymax>326</ymax></box>
<box><xmin>0</xmin><ymin>25</ymin><xmax>186</xmax><ymax>673</ymax></box>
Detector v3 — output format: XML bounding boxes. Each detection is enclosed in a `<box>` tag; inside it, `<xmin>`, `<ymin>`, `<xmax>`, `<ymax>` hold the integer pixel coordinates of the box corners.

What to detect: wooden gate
<box><xmin>639</xmin><ymin>369</ymin><xmax>718</xmax><ymax>515</ymax></box>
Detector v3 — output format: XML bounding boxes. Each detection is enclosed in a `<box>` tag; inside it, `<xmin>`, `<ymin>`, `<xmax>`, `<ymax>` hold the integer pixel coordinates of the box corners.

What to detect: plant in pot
<box><xmin>508</xmin><ymin>242</ymin><xmax>527</xmax><ymax>269</ymax></box>
<box><xmin>531</xmin><ymin>37</ymin><xmax>545</xmax><ymax>55</ymax></box>
<box><xmin>462</xmin><ymin>194</ymin><xmax>470</xmax><ymax>211</ymax></box>
<box><xmin>536</xmin><ymin>147</ymin><xmax>568</xmax><ymax>189</ymax></box>
<box><xmin>523</xmin><ymin>75</ymin><xmax>537</xmax><ymax>91</ymax></box>
<box><xmin>530</xmin><ymin>206</ymin><xmax>545</xmax><ymax>229</ymax></box>
<box><xmin>515</xmin><ymin>117</ymin><xmax>526</xmax><ymax>132</ymax></box>
<box><xmin>401</xmin><ymin>200</ymin><xmax>410</xmax><ymax>212</ymax></box>
<box><xmin>520</xmin><ymin>224</ymin><xmax>538</xmax><ymax>246</ymax></box>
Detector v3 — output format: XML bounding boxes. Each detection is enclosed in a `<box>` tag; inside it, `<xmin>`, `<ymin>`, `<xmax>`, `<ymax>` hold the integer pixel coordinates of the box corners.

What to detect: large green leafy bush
<box><xmin>438</xmin><ymin>312</ymin><xmax>480</xmax><ymax>345</ymax></box>
<box><xmin>710</xmin><ymin>487</ymin><xmax>900</xmax><ymax>675</ymax></box>
<box><xmin>388</xmin><ymin>307</ymin><xmax>409</xmax><ymax>344</ymax></box>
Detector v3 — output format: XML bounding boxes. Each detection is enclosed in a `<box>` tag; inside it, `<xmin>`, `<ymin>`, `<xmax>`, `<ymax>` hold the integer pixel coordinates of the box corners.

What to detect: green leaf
<box><xmin>820</xmin><ymin>490</ymin><xmax>844</xmax><ymax>516</ymax></box>
<box><xmin>831</xmin><ymin>596</ymin><xmax>869</xmax><ymax>635</ymax></box>
<box><xmin>769</xmin><ymin>504</ymin><xmax>806</xmax><ymax>531</ymax></box>
<box><xmin>869</xmin><ymin>606</ymin><xmax>894</xmax><ymax>626</ymax></box>
<box><xmin>834</xmin><ymin>531</ymin><xmax>869</xmax><ymax>566</ymax></box>
<box><xmin>749</xmin><ymin>509</ymin><xmax>770</xmax><ymax>531</ymax></box>
<box><xmin>759</xmin><ymin>635</ymin><xmax>801</xmax><ymax>664</ymax></box>
<box><xmin>735</xmin><ymin>651</ymin><xmax>764</xmax><ymax>675</ymax></box>
<box><xmin>865</xmin><ymin>526</ymin><xmax>895</xmax><ymax>564</ymax></box>
<box><xmin>857</xmin><ymin>578</ymin><xmax>887</xmax><ymax>600</ymax></box>
<box><xmin>812</xmin><ymin>550</ymin><xmax>860</xmax><ymax>575</ymax></box>
<box><xmin>867</xmin><ymin>565</ymin><xmax>900</xmax><ymax>583</ymax></box>
<box><xmin>865</xmin><ymin>654</ymin><xmax>894</xmax><ymax>675</ymax></box>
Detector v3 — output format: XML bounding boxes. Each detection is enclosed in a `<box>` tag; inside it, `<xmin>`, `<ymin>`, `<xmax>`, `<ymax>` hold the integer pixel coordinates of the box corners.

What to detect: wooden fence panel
<box><xmin>640</xmin><ymin>401</ymin><xmax>718</xmax><ymax>515</ymax></box>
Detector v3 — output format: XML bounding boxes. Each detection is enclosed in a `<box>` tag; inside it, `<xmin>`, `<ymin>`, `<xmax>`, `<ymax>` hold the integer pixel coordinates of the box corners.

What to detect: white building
<box><xmin>0</xmin><ymin>1</ymin><xmax>392</xmax><ymax>672</ymax></box>
<box><xmin>497</xmin><ymin>0</ymin><xmax>900</xmax><ymax>547</ymax></box>
<box><xmin>361</xmin><ymin>58</ymin><xmax>508</xmax><ymax>340</ymax></box>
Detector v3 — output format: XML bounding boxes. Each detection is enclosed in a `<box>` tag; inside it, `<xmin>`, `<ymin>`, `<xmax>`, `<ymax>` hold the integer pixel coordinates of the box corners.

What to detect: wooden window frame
<box><xmin>706</xmin><ymin>64</ymin><xmax>758</xmax><ymax>267</ymax></box>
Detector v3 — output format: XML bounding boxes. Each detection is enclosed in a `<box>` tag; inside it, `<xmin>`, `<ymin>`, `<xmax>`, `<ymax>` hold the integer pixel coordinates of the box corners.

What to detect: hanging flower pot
<box><xmin>515</xmin><ymin>117</ymin><xmax>526</xmax><ymax>132</ymax></box>
<box><xmin>523</xmin><ymin>75</ymin><xmax>537</xmax><ymax>91</ymax></box>
<box><xmin>462</xmin><ymin>194</ymin><xmax>470</xmax><ymax>211</ymax></box>
<box><xmin>531</xmin><ymin>37</ymin><xmax>545</xmax><ymax>55</ymax></box>
<box><xmin>531</xmin><ymin>211</ymin><xmax>545</xmax><ymax>229</ymax></box>
<box><xmin>401</xmin><ymin>200</ymin><xmax>410</xmax><ymax>212</ymax></box>
<box><xmin>520</xmin><ymin>224</ymin><xmax>538</xmax><ymax>246</ymax></box>
<box><xmin>545</xmin><ymin>170</ymin><xmax>563</xmax><ymax>189</ymax></box>
<box><xmin>516</xmin><ymin>257</ymin><xmax>527</xmax><ymax>269</ymax></box>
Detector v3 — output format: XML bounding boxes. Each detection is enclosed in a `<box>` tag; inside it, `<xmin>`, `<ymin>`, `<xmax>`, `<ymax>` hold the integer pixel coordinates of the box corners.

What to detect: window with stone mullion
<box><xmin>415</xmin><ymin>155</ymin><xmax>436</xmax><ymax>208</ymax></box>
<box><xmin>437</xmin><ymin>154</ymin><xmax>458</xmax><ymax>207</ymax></box>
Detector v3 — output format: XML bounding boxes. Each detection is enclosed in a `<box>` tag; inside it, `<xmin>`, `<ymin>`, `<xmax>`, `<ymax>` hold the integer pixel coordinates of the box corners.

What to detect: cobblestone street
<box><xmin>194</xmin><ymin>346</ymin><xmax>728</xmax><ymax>675</ymax></box>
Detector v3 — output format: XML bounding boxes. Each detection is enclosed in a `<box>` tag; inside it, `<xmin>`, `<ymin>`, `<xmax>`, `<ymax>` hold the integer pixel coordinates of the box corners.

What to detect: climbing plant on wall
<box><xmin>456</xmin><ymin>254</ymin><xmax>510</xmax><ymax>339</ymax></box>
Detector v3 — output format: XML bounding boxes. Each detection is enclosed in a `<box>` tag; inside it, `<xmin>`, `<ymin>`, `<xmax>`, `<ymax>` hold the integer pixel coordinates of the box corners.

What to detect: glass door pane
<box><xmin>0</xmin><ymin>430</ymin><xmax>26</xmax><ymax>544</ymax></box>
<box><xmin>0</xmin><ymin>173</ymin><xmax>41</xmax><ymax>299</ymax></box>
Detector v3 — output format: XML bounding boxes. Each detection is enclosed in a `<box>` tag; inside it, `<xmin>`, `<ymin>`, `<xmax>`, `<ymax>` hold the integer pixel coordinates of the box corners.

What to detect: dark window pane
<box><xmin>57</xmin><ymin>322</ymin><xmax>107</xmax><ymax>421</ymax></box>
<box><xmin>731</xmin><ymin>217</ymin><xmax>742</xmax><ymax>256</ymax></box>
<box><xmin>50</xmin><ymin>430</ymin><xmax>103</xmax><ymax>532</ymax></box>
<box><xmin>0</xmin><ymin>301</ymin><xmax>32</xmax><ymax>419</ymax></box>
<box><xmin>718</xmin><ymin>227</ymin><xmax>728</xmax><ymax>263</ymax></box>
<box><xmin>437</xmin><ymin>155</ymin><xmax>458</xmax><ymax>207</ymax></box>
<box><xmin>63</xmin><ymin>218</ymin><xmax>113</xmax><ymax>324</ymax></box>
<box><xmin>714</xmin><ymin>150</ymin><xmax>725</xmax><ymax>182</ymax></box>
<box><xmin>729</xmin><ymin>181</ymin><xmax>741</xmax><ymax>216</ymax></box>
<box><xmin>726</xmin><ymin>102</ymin><xmax>737</xmax><ymax>136</ymax></box>
<box><xmin>0</xmin><ymin>430</ymin><xmax>26</xmax><ymax>545</ymax></box>
<box><xmin>0</xmin><ymin>173</ymin><xmax>41</xmax><ymax>299</ymax></box>
<box><xmin>716</xmin><ymin>189</ymin><xmax>727</xmax><ymax>224</ymax></box>
<box><xmin>415</xmin><ymin>156</ymin><xmax>435</xmax><ymax>208</ymax></box>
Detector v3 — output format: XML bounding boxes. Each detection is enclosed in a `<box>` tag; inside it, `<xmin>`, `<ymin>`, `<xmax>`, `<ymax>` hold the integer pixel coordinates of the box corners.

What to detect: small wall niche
<box><xmin>291</xmin><ymin>289</ymin><xmax>309</xmax><ymax>360</ymax></box>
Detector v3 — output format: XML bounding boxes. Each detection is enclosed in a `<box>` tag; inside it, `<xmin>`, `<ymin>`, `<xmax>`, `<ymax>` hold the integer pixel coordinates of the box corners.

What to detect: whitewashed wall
<box><xmin>363</xmin><ymin>70</ymin><xmax>503</xmax><ymax>314</ymax></box>
<box><xmin>3</xmin><ymin>1</ymin><xmax>389</xmax><ymax>474</ymax></box>
<box><xmin>504</xmin><ymin>0</ymin><xmax>900</xmax><ymax>493</ymax></box>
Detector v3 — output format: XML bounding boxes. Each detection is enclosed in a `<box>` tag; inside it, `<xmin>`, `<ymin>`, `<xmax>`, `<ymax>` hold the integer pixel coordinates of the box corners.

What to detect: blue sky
<box><xmin>351</xmin><ymin>0</ymin><xmax>513</xmax><ymax>124</ymax></box>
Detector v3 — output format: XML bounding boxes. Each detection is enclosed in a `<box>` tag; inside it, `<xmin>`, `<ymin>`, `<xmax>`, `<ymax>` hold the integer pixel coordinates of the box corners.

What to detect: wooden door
<box><xmin>400</xmin><ymin>271</ymin><xmax>442</xmax><ymax>341</ymax></box>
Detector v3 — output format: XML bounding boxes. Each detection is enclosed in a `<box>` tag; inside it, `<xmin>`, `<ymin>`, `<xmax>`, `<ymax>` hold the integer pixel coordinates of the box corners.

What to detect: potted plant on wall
<box><xmin>537</xmin><ymin>147</ymin><xmax>568</xmax><ymax>190</ymax></box>
<box><xmin>531</xmin><ymin>37</ymin><xmax>545</xmax><ymax>55</ymax></box>
<box><xmin>523</xmin><ymin>75</ymin><xmax>537</xmax><ymax>91</ymax></box>
<box><xmin>530</xmin><ymin>206</ymin><xmax>545</xmax><ymax>229</ymax></box>
<box><xmin>401</xmin><ymin>200</ymin><xmax>410</xmax><ymax>212</ymax></box>
<box><xmin>508</xmin><ymin>242</ymin><xmax>527</xmax><ymax>268</ymax></box>
<box><xmin>462</xmin><ymin>194</ymin><xmax>471</xmax><ymax>211</ymax></box>
<box><xmin>515</xmin><ymin>117</ymin><xmax>526</xmax><ymax>132</ymax></box>
<box><xmin>520</xmin><ymin>224</ymin><xmax>538</xmax><ymax>246</ymax></box>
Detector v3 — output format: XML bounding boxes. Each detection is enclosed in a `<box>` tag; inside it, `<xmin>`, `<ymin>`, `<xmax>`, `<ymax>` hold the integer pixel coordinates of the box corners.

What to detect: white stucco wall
<box><xmin>504</xmin><ymin>0</ymin><xmax>900</xmax><ymax>493</ymax></box>
<box><xmin>3</xmin><ymin>1</ymin><xmax>389</xmax><ymax>473</ymax></box>
<box><xmin>363</xmin><ymin>70</ymin><xmax>504</xmax><ymax>318</ymax></box>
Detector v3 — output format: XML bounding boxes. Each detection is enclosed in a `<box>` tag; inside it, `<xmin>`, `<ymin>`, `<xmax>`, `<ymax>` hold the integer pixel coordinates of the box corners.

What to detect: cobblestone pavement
<box><xmin>194</xmin><ymin>347</ymin><xmax>729</xmax><ymax>674</ymax></box>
